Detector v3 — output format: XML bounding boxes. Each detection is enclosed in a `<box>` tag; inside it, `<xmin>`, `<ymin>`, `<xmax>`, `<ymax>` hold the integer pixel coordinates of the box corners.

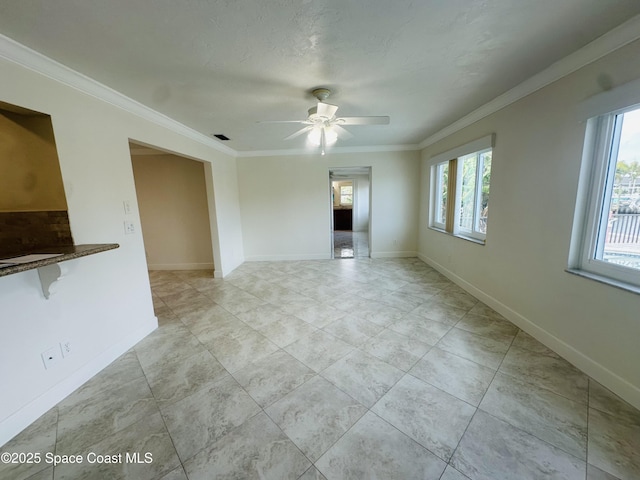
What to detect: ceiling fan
<box><xmin>260</xmin><ymin>88</ymin><xmax>390</xmax><ymax>155</ymax></box>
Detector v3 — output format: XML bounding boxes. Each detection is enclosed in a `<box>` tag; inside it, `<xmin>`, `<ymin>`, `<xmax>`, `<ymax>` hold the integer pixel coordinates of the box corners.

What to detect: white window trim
<box><xmin>569</xmin><ymin>78</ymin><xmax>640</xmax><ymax>291</ymax></box>
<box><xmin>429</xmin><ymin>134</ymin><xmax>494</xmax><ymax>243</ymax></box>
<box><xmin>431</xmin><ymin>161</ymin><xmax>448</xmax><ymax>230</ymax></box>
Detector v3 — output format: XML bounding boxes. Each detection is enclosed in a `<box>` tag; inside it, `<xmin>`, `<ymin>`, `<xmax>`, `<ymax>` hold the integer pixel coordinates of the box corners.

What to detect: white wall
<box><xmin>418</xmin><ymin>39</ymin><xmax>640</xmax><ymax>409</ymax></box>
<box><xmin>238</xmin><ymin>151</ymin><xmax>420</xmax><ymax>260</ymax></box>
<box><xmin>131</xmin><ymin>153</ymin><xmax>214</xmax><ymax>270</ymax></box>
<box><xmin>353</xmin><ymin>174</ymin><xmax>370</xmax><ymax>233</ymax></box>
<box><xmin>0</xmin><ymin>55</ymin><xmax>243</xmax><ymax>445</ymax></box>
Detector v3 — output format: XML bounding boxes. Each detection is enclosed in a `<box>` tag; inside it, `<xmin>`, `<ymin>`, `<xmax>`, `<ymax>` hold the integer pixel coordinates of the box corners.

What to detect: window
<box><xmin>570</xmin><ymin>102</ymin><xmax>640</xmax><ymax>289</ymax></box>
<box><xmin>433</xmin><ymin>162</ymin><xmax>448</xmax><ymax>230</ymax></box>
<box><xmin>340</xmin><ymin>185</ymin><xmax>353</xmax><ymax>205</ymax></box>
<box><xmin>429</xmin><ymin>135</ymin><xmax>494</xmax><ymax>242</ymax></box>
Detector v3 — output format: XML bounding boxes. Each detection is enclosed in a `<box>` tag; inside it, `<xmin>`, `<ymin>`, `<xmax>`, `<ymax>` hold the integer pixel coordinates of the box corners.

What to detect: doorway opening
<box><xmin>129</xmin><ymin>141</ymin><xmax>215</xmax><ymax>273</ymax></box>
<box><xmin>329</xmin><ymin>167</ymin><xmax>371</xmax><ymax>258</ymax></box>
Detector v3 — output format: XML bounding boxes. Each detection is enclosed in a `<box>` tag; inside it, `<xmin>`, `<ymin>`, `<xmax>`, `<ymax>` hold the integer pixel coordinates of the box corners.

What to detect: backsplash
<box><xmin>0</xmin><ymin>211</ymin><xmax>73</xmax><ymax>257</ymax></box>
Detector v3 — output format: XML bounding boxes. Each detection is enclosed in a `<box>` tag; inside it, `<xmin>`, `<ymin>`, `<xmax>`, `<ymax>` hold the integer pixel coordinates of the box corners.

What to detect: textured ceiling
<box><xmin>1</xmin><ymin>0</ymin><xmax>639</xmax><ymax>153</ymax></box>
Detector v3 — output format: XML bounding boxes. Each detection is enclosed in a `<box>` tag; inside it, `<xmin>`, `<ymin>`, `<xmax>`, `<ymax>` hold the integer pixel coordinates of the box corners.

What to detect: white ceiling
<box><xmin>1</xmin><ymin>1</ymin><xmax>639</xmax><ymax>154</ymax></box>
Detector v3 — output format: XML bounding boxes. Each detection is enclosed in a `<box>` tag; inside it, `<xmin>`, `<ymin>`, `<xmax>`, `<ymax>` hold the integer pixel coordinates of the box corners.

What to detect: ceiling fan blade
<box><xmin>257</xmin><ymin>120</ymin><xmax>308</xmax><ymax>124</ymax></box>
<box><xmin>316</xmin><ymin>102</ymin><xmax>339</xmax><ymax>119</ymax></box>
<box><xmin>336</xmin><ymin>116</ymin><xmax>390</xmax><ymax>125</ymax></box>
<box><xmin>332</xmin><ymin>124</ymin><xmax>354</xmax><ymax>139</ymax></box>
<box><xmin>284</xmin><ymin>126</ymin><xmax>313</xmax><ymax>140</ymax></box>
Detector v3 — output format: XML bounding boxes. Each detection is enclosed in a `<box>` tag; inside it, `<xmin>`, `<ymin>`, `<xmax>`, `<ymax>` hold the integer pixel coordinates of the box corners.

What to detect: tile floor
<box><xmin>333</xmin><ymin>231</ymin><xmax>369</xmax><ymax>258</ymax></box>
<box><xmin>2</xmin><ymin>258</ymin><xmax>640</xmax><ymax>480</ymax></box>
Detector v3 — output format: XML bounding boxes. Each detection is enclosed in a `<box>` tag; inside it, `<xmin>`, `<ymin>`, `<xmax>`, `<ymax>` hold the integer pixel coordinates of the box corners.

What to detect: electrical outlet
<box><xmin>123</xmin><ymin>200</ymin><xmax>132</xmax><ymax>215</ymax></box>
<box><xmin>60</xmin><ymin>339</ymin><xmax>72</xmax><ymax>357</ymax></box>
<box><xmin>124</xmin><ymin>221</ymin><xmax>135</xmax><ymax>235</ymax></box>
<box><xmin>41</xmin><ymin>347</ymin><xmax>61</xmax><ymax>369</ymax></box>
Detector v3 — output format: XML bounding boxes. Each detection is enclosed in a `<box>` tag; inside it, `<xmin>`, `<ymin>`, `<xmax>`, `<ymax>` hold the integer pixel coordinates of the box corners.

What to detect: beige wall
<box><xmin>132</xmin><ymin>153</ymin><xmax>214</xmax><ymax>270</ymax></box>
<box><xmin>238</xmin><ymin>150</ymin><xmax>419</xmax><ymax>260</ymax></box>
<box><xmin>418</xmin><ymin>39</ymin><xmax>640</xmax><ymax>409</ymax></box>
<box><xmin>0</xmin><ymin>111</ymin><xmax>67</xmax><ymax>211</ymax></box>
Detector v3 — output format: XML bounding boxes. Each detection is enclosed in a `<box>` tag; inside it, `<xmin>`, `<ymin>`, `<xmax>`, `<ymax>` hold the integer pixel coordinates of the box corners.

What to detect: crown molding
<box><xmin>418</xmin><ymin>13</ymin><xmax>640</xmax><ymax>150</ymax></box>
<box><xmin>0</xmin><ymin>34</ymin><xmax>237</xmax><ymax>157</ymax></box>
<box><xmin>236</xmin><ymin>143</ymin><xmax>420</xmax><ymax>158</ymax></box>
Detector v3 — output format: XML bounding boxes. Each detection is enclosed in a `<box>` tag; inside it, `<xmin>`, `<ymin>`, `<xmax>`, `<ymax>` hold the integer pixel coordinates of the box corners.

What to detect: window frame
<box><xmin>429</xmin><ymin>135</ymin><xmax>494</xmax><ymax>244</ymax></box>
<box><xmin>432</xmin><ymin>161</ymin><xmax>449</xmax><ymax>230</ymax></box>
<box><xmin>339</xmin><ymin>184</ymin><xmax>353</xmax><ymax>206</ymax></box>
<box><xmin>569</xmin><ymin>102</ymin><xmax>640</xmax><ymax>290</ymax></box>
<box><xmin>454</xmin><ymin>148</ymin><xmax>491</xmax><ymax>241</ymax></box>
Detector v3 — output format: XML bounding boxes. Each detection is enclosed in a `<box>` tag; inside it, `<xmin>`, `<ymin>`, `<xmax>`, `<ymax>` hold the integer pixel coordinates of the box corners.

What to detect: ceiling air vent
<box><xmin>212</xmin><ymin>134</ymin><xmax>230</xmax><ymax>141</ymax></box>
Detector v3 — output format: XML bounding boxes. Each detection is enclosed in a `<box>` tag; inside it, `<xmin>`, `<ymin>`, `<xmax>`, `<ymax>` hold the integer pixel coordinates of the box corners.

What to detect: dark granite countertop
<box><xmin>0</xmin><ymin>244</ymin><xmax>119</xmax><ymax>277</ymax></box>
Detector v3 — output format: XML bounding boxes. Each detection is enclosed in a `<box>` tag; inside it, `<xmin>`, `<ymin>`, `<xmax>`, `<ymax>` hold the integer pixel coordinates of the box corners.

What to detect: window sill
<box><xmin>428</xmin><ymin>226</ymin><xmax>486</xmax><ymax>245</ymax></box>
<box><xmin>565</xmin><ymin>268</ymin><xmax>640</xmax><ymax>296</ymax></box>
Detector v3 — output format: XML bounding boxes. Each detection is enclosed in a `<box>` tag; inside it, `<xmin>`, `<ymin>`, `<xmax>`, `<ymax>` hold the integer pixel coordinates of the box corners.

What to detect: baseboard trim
<box><xmin>244</xmin><ymin>253</ymin><xmax>331</xmax><ymax>262</ymax></box>
<box><xmin>148</xmin><ymin>263</ymin><xmax>214</xmax><ymax>271</ymax></box>
<box><xmin>0</xmin><ymin>316</ymin><xmax>158</xmax><ymax>446</ymax></box>
<box><xmin>418</xmin><ymin>253</ymin><xmax>640</xmax><ymax>410</ymax></box>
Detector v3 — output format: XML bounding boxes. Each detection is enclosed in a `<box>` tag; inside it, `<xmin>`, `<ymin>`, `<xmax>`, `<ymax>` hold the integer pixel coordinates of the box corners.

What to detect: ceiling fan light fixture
<box><xmin>308</xmin><ymin>126</ymin><xmax>338</xmax><ymax>147</ymax></box>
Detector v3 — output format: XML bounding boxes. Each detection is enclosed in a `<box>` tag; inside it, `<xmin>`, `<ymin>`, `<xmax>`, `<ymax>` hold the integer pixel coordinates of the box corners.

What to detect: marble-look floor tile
<box><xmin>232</xmin><ymin>350</ymin><xmax>315</xmax><ymax>408</ymax></box>
<box><xmin>205</xmin><ymin>328</ymin><xmax>279</xmax><ymax>372</ymax></box>
<box><xmin>372</xmin><ymin>375</ymin><xmax>476</xmax><ymax>461</ymax></box>
<box><xmin>410</xmin><ymin>302</ymin><xmax>468</xmax><ymax>326</ymax></box>
<box><xmin>255</xmin><ymin>314</ymin><xmax>317</xmax><ymax>348</ymax></box>
<box><xmin>587</xmin><ymin>407</ymin><xmax>640</xmax><ymax>480</ymax></box>
<box><xmin>410</xmin><ymin>347</ymin><xmax>495</xmax><ymax>406</ymax></box>
<box><xmin>467</xmin><ymin>302</ymin><xmax>505</xmax><ymax>319</ymax></box>
<box><xmin>510</xmin><ymin>330</ymin><xmax>560</xmax><ymax>357</ymax></box>
<box><xmin>207</xmin><ymin>288</ymin><xmax>266</xmax><ymax>315</ymax></box>
<box><xmin>589</xmin><ymin>380</ymin><xmax>640</xmax><ymax>424</ymax></box>
<box><xmin>360</xmin><ymin>329</ymin><xmax>431</xmax><ymax>371</ymax></box>
<box><xmin>26</xmin><ymin>467</ymin><xmax>53</xmax><ymax>480</ymax></box>
<box><xmin>322</xmin><ymin>315</ymin><xmax>383</xmax><ymax>346</ymax></box>
<box><xmin>315</xmin><ymin>411</ymin><xmax>446</xmax><ymax>480</ymax></box>
<box><xmin>300</xmin><ymin>285</ymin><xmax>347</xmax><ymax>303</ymax></box>
<box><xmin>282</xmin><ymin>302</ymin><xmax>346</xmax><ymax>328</ymax></box>
<box><xmin>134</xmin><ymin>323</ymin><xmax>206</xmax><ymax>371</ymax></box>
<box><xmin>160</xmin><ymin>375</ymin><xmax>260</xmax><ymax>461</ymax></box>
<box><xmin>183</xmin><ymin>412</ymin><xmax>310</xmax><ymax>480</ymax></box>
<box><xmin>321</xmin><ymin>350</ymin><xmax>403</xmax><ymax>407</ymax></box>
<box><xmin>587</xmin><ymin>464</ymin><xmax>622</xmax><ymax>480</ymax></box>
<box><xmin>236</xmin><ymin>304</ymin><xmax>290</xmax><ymax>330</ymax></box>
<box><xmin>56</xmin><ymin>378</ymin><xmax>157</xmax><ymax>455</ymax></box>
<box><xmin>378</xmin><ymin>291</ymin><xmax>426</xmax><ymax>312</ymax></box>
<box><xmin>389</xmin><ymin>314</ymin><xmax>452</xmax><ymax>345</ymax></box>
<box><xmin>430</xmin><ymin>290</ymin><xmax>478</xmax><ymax>310</ymax></box>
<box><xmin>284</xmin><ymin>330</ymin><xmax>354</xmax><ymax>373</ymax></box>
<box><xmin>479</xmin><ymin>372</ymin><xmax>588</xmax><ymax>459</ymax></box>
<box><xmin>54</xmin><ymin>413</ymin><xmax>180</xmax><ymax>480</ymax></box>
<box><xmin>298</xmin><ymin>466</ymin><xmax>328</xmax><ymax>480</ymax></box>
<box><xmin>437</xmin><ymin>327</ymin><xmax>511</xmax><ymax>369</ymax></box>
<box><xmin>179</xmin><ymin>303</ymin><xmax>238</xmax><ymax>332</ymax></box>
<box><xmin>191</xmin><ymin>316</ymin><xmax>254</xmax><ymax>346</ymax></box>
<box><xmin>324</xmin><ymin>293</ymin><xmax>369</xmax><ymax>312</ymax></box>
<box><xmin>0</xmin><ymin>408</ymin><xmax>57</xmax><ymax>480</ymax></box>
<box><xmin>144</xmin><ymin>350</ymin><xmax>228</xmax><ymax>407</ymax></box>
<box><xmin>451</xmin><ymin>411</ymin><xmax>585</xmax><ymax>480</ymax></box>
<box><xmin>396</xmin><ymin>283</ymin><xmax>440</xmax><ymax>301</ymax></box>
<box><xmin>455</xmin><ymin>313</ymin><xmax>518</xmax><ymax>341</ymax></box>
<box><xmin>587</xmin><ymin>463</ymin><xmax>621</xmax><ymax>480</ymax></box>
<box><xmin>440</xmin><ymin>465</ymin><xmax>471</xmax><ymax>480</ymax></box>
<box><xmin>158</xmin><ymin>466</ymin><xmax>188</xmax><ymax>480</ymax></box>
<box><xmin>60</xmin><ymin>350</ymin><xmax>145</xmax><ymax>409</ymax></box>
<box><xmin>499</xmin><ymin>346</ymin><xmax>588</xmax><ymax>404</ymax></box>
<box><xmin>265</xmin><ymin>376</ymin><xmax>367</xmax><ymax>462</ymax></box>
<box><xmin>349</xmin><ymin>300</ymin><xmax>405</xmax><ymax>327</ymax></box>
